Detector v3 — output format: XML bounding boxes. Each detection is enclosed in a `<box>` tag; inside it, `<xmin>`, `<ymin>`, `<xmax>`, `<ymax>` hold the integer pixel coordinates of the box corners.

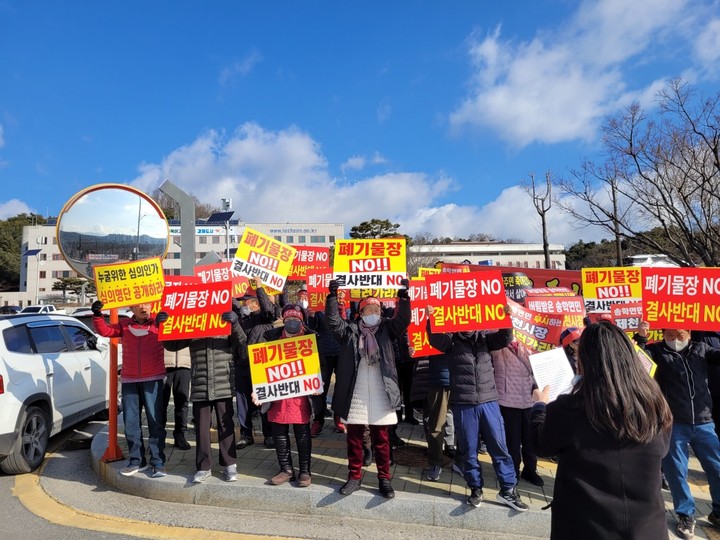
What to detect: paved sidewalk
<box><xmin>89</xmin><ymin>412</ymin><xmax>719</xmax><ymax>538</ymax></box>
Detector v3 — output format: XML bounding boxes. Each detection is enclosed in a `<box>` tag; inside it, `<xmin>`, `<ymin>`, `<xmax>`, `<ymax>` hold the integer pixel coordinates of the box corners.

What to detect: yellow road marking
<box><xmin>13</xmin><ymin>460</ymin><xmax>294</xmax><ymax>540</ymax></box>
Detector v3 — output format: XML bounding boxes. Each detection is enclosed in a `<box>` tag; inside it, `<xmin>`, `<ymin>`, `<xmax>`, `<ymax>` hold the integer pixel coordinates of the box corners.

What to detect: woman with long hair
<box><xmin>531</xmin><ymin>321</ymin><xmax>672</xmax><ymax>539</ymax></box>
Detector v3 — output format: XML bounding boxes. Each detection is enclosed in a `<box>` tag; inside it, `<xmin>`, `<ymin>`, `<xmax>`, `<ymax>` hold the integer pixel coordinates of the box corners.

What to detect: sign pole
<box><xmin>102</xmin><ymin>307</ymin><xmax>124</xmax><ymax>462</ymax></box>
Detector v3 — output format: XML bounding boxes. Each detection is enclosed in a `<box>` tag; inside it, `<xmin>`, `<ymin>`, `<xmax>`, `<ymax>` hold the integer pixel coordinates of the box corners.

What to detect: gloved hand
<box><xmin>91</xmin><ymin>300</ymin><xmax>104</xmax><ymax>317</ymax></box>
<box><xmin>155</xmin><ymin>311</ymin><xmax>169</xmax><ymax>325</ymax></box>
<box><xmin>397</xmin><ymin>278</ymin><xmax>410</xmax><ymax>299</ymax></box>
<box><xmin>328</xmin><ymin>280</ymin><xmax>339</xmax><ymax>296</ymax></box>
<box><xmin>221</xmin><ymin>311</ymin><xmax>238</xmax><ymax>325</ymax></box>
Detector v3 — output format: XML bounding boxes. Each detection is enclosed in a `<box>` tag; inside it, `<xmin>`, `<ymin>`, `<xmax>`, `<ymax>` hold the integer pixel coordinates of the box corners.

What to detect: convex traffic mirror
<box><xmin>56</xmin><ymin>184</ymin><xmax>170</xmax><ymax>279</ymax></box>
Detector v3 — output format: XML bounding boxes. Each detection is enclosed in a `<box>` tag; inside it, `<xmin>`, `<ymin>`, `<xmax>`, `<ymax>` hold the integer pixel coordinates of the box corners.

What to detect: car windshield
<box><xmin>21</xmin><ymin>306</ymin><xmax>42</xmax><ymax>313</ymax></box>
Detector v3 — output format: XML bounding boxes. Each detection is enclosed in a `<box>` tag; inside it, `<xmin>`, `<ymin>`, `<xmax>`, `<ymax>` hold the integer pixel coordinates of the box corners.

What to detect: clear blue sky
<box><xmin>1</xmin><ymin>1</ymin><xmax>719</xmax><ymax>246</ymax></box>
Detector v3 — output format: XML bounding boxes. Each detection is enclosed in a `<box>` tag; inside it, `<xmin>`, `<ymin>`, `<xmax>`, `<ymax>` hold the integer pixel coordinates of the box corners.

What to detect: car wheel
<box><xmin>0</xmin><ymin>406</ymin><xmax>50</xmax><ymax>474</ymax></box>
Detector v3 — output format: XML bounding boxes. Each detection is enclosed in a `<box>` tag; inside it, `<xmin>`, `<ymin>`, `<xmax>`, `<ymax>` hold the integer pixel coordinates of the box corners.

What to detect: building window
<box><xmin>212</xmin><ymin>236</ymin><xmax>221</xmax><ymax>244</ymax></box>
<box><xmin>286</xmin><ymin>236</ymin><xmax>294</xmax><ymax>243</ymax></box>
<box><xmin>199</xmin><ymin>237</ymin><xmax>207</xmax><ymax>244</ymax></box>
<box><xmin>52</xmin><ymin>253</ymin><xmax>63</xmax><ymax>261</ymax></box>
<box><xmin>523</xmin><ymin>261</ymin><xmax>529</xmax><ymax>268</ymax></box>
<box><xmin>39</xmin><ymin>271</ymin><xmax>46</xmax><ymax>279</ymax></box>
<box><xmin>535</xmin><ymin>261</ymin><xmax>541</xmax><ymax>268</ymax></box>
<box><xmin>274</xmin><ymin>236</ymin><xmax>282</xmax><ymax>241</ymax></box>
<box><xmin>298</xmin><ymin>236</ymin><xmax>306</xmax><ymax>243</ymax></box>
<box><xmin>310</xmin><ymin>235</ymin><xmax>325</xmax><ymax>243</ymax></box>
<box><xmin>329</xmin><ymin>235</ymin><xmax>335</xmax><ymax>242</ymax></box>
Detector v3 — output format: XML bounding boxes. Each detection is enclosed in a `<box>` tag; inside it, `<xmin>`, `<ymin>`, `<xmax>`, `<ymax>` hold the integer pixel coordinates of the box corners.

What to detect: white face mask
<box><xmin>665</xmin><ymin>338</ymin><xmax>689</xmax><ymax>352</ymax></box>
<box><xmin>362</xmin><ymin>314</ymin><xmax>381</xmax><ymax>327</ymax></box>
<box><xmin>299</xmin><ymin>299</ymin><xmax>309</xmax><ymax>310</ymax></box>
<box><xmin>239</xmin><ymin>306</ymin><xmax>251</xmax><ymax>316</ymax></box>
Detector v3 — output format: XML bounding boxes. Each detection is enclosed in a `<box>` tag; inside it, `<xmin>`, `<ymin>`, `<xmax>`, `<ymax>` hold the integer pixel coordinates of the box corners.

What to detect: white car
<box><xmin>0</xmin><ymin>313</ymin><xmax>120</xmax><ymax>473</ymax></box>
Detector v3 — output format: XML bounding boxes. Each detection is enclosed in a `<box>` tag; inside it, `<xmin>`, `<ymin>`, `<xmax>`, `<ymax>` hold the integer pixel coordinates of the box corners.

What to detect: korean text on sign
<box><xmin>507</xmin><ymin>299</ymin><xmax>563</xmax><ymax>353</ymax></box>
<box><xmin>425</xmin><ymin>271</ymin><xmax>511</xmax><ymax>332</ymax></box>
<box><xmin>158</xmin><ymin>281</ymin><xmax>233</xmax><ymax>341</ymax></box>
<box><xmin>407</xmin><ymin>279</ymin><xmax>442</xmax><ymax>357</ymax></box>
<box><xmin>232</xmin><ymin>227</ymin><xmax>296</xmax><ymax>292</ymax></box>
<box><xmin>288</xmin><ymin>246</ymin><xmax>330</xmax><ymax>280</ymax></box>
<box><xmin>94</xmin><ymin>257</ymin><xmax>164</xmax><ymax>309</ymax></box>
<box><xmin>248</xmin><ymin>334</ymin><xmax>322</xmax><ymax>404</ymax></box>
<box><xmin>641</xmin><ymin>267</ymin><xmax>720</xmax><ymax>330</ymax></box>
<box><xmin>333</xmin><ymin>238</ymin><xmax>407</xmax><ymax>289</ymax></box>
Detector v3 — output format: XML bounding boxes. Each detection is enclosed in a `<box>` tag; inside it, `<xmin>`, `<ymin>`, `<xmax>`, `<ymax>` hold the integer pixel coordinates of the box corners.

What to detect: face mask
<box><xmin>665</xmin><ymin>339</ymin><xmax>689</xmax><ymax>352</ymax></box>
<box><xmin>239</xmin><ymin>306</ymin><xmax>251</xmax><ymax>316</ymax></box>
<box><xmin>284</xmin><ymin>319</ymin><xmax>302</xmax><ymax>335</ymax></box>
<box><xmin>362</xmin><ymin>314</ymin><xmax>381</xmax><ymax>327</ymax></box>
<box><xmin>299</xmin><ymin>300</ymin><xmax>309</xmax><ymax>310</ymax></box>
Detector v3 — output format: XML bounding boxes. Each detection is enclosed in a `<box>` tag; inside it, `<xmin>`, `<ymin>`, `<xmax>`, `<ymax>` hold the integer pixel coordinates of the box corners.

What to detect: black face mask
<box><xmin>284</xmin><ymin>319</ymin><xmax>302</xmax><ymax>334</ymax></box>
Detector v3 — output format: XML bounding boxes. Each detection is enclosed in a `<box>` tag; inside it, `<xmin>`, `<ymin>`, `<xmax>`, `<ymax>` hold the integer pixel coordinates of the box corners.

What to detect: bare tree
<box><xmin>522</xmin><ymin>172</ymin><xmax>553</xmax><ymax>268</ymax></box>
<box><xmin>557</xmin><ymin>80</ymin><xmax>720</xmax><ymax>267</ymax></box>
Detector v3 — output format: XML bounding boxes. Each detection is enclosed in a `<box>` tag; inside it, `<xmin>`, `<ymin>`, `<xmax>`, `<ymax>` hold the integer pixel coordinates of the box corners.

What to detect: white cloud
<box><xmin>340</xmin><ymin>155</ymin><xmax>366</xmax><ymax>173</ymax></box>
<box><xmin>449</xmin><ymin>0</ymin><xmax>697</xmax><ymax>146</ymax></box>
<box><xmin>0</xmin><ymin>199</ymin><xmax>32</xmax><ymax>219</ymax></box>
<box><xmin>371</xmin><ymin>152</ymin><xmax>387</xmax><ymax>165</ymax></box>
<box><xmin>377</xmin><ymin>100</ymin><xmax>392</xmax><ymax>123</ymax></box>
<box><xmin>129</xmin><ymin>124</ymin><xmax>609</xmax><ymax>247</ymax></box>
<box><xmin>694</xmin><ymin>18</ymin><xmax>720</xmax><ymax>71</ymax></box>
<box><xmin>219</xmin><ymin>50</ymin><xmax>263</xmax><ymax>85</ymax></box>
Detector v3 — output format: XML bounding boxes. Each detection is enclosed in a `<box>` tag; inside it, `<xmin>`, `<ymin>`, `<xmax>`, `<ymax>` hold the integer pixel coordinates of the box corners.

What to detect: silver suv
<box><xmin>0</xmin><ymin>313</ymin><xmax>119</xmax><ymax>473</ymax></box>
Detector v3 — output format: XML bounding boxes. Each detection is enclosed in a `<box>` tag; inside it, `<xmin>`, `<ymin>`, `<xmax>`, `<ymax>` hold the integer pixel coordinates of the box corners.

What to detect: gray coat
<box><xmin>164</xmin><ymin>322</ymin><xmax>247</xmax><ymax>402</ymax></box>
<box><xmin>325</xmin><ymin>293</ymin><xmax>411</xmax><ymax>420</ymax></box>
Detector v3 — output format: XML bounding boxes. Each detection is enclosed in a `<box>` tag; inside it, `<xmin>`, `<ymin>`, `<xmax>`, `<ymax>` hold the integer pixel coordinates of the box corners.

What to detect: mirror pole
<box><xmin>159</xmin><ymin>180</ymin><xmax>196</xmax><ymax>275</ymax></box>
<box><xmin>102</xmin><ymin>307</ymin><xmax>124</xmax><ymax>462</ymax></box>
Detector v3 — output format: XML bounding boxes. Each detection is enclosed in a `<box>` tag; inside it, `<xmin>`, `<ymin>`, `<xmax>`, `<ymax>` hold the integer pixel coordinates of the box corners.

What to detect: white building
<box><xmin>408</xmin><ymin>242</ymin><xmax>566</xmax><ymax>270</ymax></box>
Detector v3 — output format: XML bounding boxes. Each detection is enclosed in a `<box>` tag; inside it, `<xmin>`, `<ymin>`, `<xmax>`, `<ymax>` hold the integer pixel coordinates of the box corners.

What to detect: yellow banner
<box><xmin>581</xmin><ymin>267</ymin><xmax>642</xmax><ymax>312</ymax></box>
<box><xmin>94</xmin><ymin>257</ymin><xmax>165</xmax><ymax>309</ymax></box>
<box><xmin>333</xmin><ymin>238</ymin><xmax>407</xmax><ymax>289</ymax></box>
<box><xmin>232</xmin><ymin>227</ymin><xmax>296</xmax><ymax>292</ymax></box>
<box><xmin>416</xmin><ymin>267</ymin><xmax>441</xmax><ymax>279</ymax></box>
<box><xmin>248</xmin><ymin>334</ymin><xmax>322</xmax><ymax>404</ymax></box>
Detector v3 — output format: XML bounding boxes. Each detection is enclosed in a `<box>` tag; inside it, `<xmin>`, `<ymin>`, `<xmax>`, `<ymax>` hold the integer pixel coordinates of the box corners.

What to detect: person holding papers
<box><xmin>326</xmin><ymin>279</ymin><xmax>411</xmax><ymax>499</ymax></box>
<box><xmin>255</xmin><ymin>304</ymin><xmax>316</xmax><ymax>488</ymax></box>
<box><xmin>425</xmin><ymin>305</ymin><xmax>529</xmax><ymax>512</ymax></box>
<box><xmin>531</xmin><ymin>321</ymin><xmax>672</xmax><ymax>540</ymax></box>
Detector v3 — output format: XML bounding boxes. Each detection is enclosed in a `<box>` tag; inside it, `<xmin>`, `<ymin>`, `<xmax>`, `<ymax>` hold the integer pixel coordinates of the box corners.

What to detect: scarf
<box><xmin>359</xmin><ymin>319</ymin><xmax>381</xmax><ymax>366</ymax></box>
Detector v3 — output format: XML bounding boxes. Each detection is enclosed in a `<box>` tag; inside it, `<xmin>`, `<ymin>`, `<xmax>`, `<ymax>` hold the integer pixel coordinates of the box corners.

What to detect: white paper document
<box><xmin>529</xmin><ymin>348</ymin><xmax>576</xmax><ymax>403</ymax></box>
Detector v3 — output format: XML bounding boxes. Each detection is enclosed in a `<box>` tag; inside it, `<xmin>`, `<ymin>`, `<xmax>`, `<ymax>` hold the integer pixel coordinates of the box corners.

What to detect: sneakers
<box><xmin>676</xmin><ymin>514</ymin><xmax>695</xmax><ymax>539</ymax></box>
<box><xmin>270</xmin><ymin>469</ymin><xmax>295</xmax><ymax>485</ymax></box>
<box><xmin>478</xmin><ymin>441</ymin><xmax>488</xmax><ymax>454</ymax></box>
<box><xmin>334</xmin><ymin>416</ymin><xmax>347</xmax><ymax>433</ymax></box>
<box><xmin>467</xmin><ymin>487</ymin><xmax>483</xmax><ymax>507</ymax></box>
<box><xmin>363</xmin><ymin>447</ymin><xmax>373</xmax><ymax>467</ymax></box>
<box><xmin>426</xmin><ymin>465</ymin><xmax>442</xmax><ymax>481</ymax></box>
<box><xmin>174</xmin><ymin>434</ymin><xmax>191</xmax><ymax>450</ymax></box>
<box><xmin>223</xmin><ymin>464</ymin><xmax>237</xmax><ymax>482</ymax></box>
<box><xmin>310</xmin><ymin>421</ymin><xmax>323</xmax><ymax>438</ymax></box>
<box><xmin>297</xmin><ymin>472</ymin><xmax>312</xmax><ymax>488</ymax></box>
<box><xmin>379</xmin><ymin>478</ymin><xmax>395</xmax><ymax>499</ymax></box>
<box><xmin>520</xmin><ymin>469</ymin><xmax>544</xmax><ymax>487</ymax></box>
<box><xmin>339</xmin><ymin>478</ymin><xmax>362</xmax><ymax>495</ymax></box>
<box><xmin>708</xmin><ymin>511</ymin><xmax>720</xmax><ymax>529</ymax></box>
<box><xmin>236</xmin><ymin>435</ymin><xmax>255</xmax><ymax>450</ymax></box>
<box><xmin>192</xmin><ymin>470</ymin><xmax>211</xmax><ymax>483</ymax></box>
<box><xmin>496</xmin><ymin>487</ymin><xmax>529</xmax><ymax>512</ymax></box>
<box><xmin>151</xmin><ymin>466</ymin><xmax>167</xmax><ymax>478</ymax></box>
<box><xmin>120</xmin><ymin>463</ymin><xmax>148</xmax><ymax>476</ymax></box>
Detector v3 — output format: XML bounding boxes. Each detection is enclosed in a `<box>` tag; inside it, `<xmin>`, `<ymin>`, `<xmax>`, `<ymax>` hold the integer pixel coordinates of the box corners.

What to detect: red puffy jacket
<box><xmin>93</xmin><ymin>316</ymin><xmax>165</xmax><ymax>383</ymax></box>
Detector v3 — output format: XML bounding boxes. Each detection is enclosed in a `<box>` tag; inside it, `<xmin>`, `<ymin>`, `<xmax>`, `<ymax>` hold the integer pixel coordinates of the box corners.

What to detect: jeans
<box><xmin>663</xmin><ymin>422</ymin><xmax>720</xmax><ymax>516</ymax></box>
<box><xmin>452</xmin><ymin>401</ymin><xmax>516</xmax><ymax>490</ymax></box>
<box><xmin>122</xmin><ymin>379</ymin><xmax>166</xmax><ymax>468</ymax></box>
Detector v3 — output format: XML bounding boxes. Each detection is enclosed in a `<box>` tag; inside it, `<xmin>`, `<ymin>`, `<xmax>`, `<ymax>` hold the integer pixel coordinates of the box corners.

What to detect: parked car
<box><xmin>0</xmin><ymin>313</ymin><xmax>121</xmax><ymax>474</ymax></box>
<box><xmin>18</xmin><ymin>305</ymin><xmax>67</xmax><ymax>315</ymax></box>
<box><xmin>0</xmin><ymin>306</ymin><xmax>21</xmax><ymax>315</ymax></box>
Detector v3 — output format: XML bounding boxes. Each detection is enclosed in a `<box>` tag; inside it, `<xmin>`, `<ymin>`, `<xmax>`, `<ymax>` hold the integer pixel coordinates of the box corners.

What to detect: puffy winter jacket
<box><xmin>164</xmin><ymin>321</ymin><xmax>246</xmax><ymax>402</ymax></box>
<box><xmin>93</xmin><ymin>315</ymin><xmax>165</xmax><ymax>383</ymax></box>
<box><xmin>325</xmin><ymin>293</ymin><xmax>411</xmax><ymax>420</ymax></box>
<box><xmin>491</xmin><ymin>345</ymin><xmax>534</xmax><ymax>409</ymax></box>
<box><xmin>427</xmin><ymin>322</ymin><xmax>513</xmax><ymax>405</ymax></box>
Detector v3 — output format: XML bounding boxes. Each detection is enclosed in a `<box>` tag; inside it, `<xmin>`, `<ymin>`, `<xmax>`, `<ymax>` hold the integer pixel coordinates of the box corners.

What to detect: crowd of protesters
<box><xmin>91</xmin><ymin>273</ymin><xmax>720</xmax><ymax>540</ymax></box>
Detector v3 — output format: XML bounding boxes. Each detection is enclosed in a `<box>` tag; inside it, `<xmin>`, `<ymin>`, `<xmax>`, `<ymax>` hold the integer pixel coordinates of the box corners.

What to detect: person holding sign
<box><xmin>532</xmin><ymin>321</ymin><xmax>672</xmax><ymax>540</ymax></box>
<box><xmin>161</xmin><ymin>309</ymin><xmax>246</xmax><ymax>484</ymax></box>
<box><xmin>636</xmin><ymin>323</ymin><xmax>720</xmax><ymax>539</ymax></box>
<box><xmin>92</xmin><ymin>300</ymin><xmax>167</xmax><ymax>478</ymax></box>
<box><xmin>325</xmin><ymin>279</ymin><xmax>411</xmax><ymax>499</ymax></box>
<box><xmin>426</xmin><ymin>304</ymin><xmax>528</xmax><ymax>512</ymax></box>
<box><xmin>255</xmin><ymin>304</ymin><xmax>317</xmax><ymax>487</ymax></box>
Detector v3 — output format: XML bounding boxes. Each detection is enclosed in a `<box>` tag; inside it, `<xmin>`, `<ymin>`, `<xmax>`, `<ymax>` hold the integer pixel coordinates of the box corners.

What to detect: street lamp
<box><xmin>221</xmin><ymin>198</ymin><xmax>232</xmax><ymax>261</ymax></box>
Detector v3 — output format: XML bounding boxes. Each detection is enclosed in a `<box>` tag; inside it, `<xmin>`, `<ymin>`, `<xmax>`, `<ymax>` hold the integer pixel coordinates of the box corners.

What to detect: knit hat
<box><xmin>560</xmin><ymin>327</ymin><xmax>583</xmax><ymax>347</ymax></box>
<box><xmin>358</xmin><ymin>296</ymin><xmax>381</xmax><ymax>312</ymax></box>
<box><xmin>281</xmin><ymin>304</ymin><xmax>304</xmax><ymax>320</ymax></box>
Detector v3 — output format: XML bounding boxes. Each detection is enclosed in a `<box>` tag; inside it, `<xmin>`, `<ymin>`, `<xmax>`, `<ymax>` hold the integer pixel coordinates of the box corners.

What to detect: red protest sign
<box><xmin>158</xmin><ymin>281</ymin><xmax>233</xmax><ymax>341</ymax></box>
<box><xmin>425</xmin><ymin>271</ymin><xmax>511</xmax><ymax>332</ymax></box>
<box><xmin>306</xmin><ymin>268</ymin><xmax>334</xmax><ymax>310</ymax></box>
<box><xmin>407</xmin><ymin>279</ymin><xmax>442</xmax><ymax>357</ymax></box>
<box><xmin>524</xmin><ymin>287</ymin><xmax>575</xmax><ymax>297</ymax></box>
<box><xmin>507</xmin><ymin>299</ymin><xmax>564</xmax><ymax>353</ymax></box>
<box><xmin>610</xmin><ymin>301</ymin><xmax>643</xmax><ymax>332</ymax></box>
<box><xmin>642</xmin><ymin>267</ymin><xmax>720</xmax><ymax>330</ymax></box>
<box><xmin>195</xmin><ymin>262</ymin><xmax>251</xmax><ymax>298</ymax></box>
<box><xmin>289</xmin><ymin>246</ymin><xmax>330</xmax><ymax>280</ymax></box>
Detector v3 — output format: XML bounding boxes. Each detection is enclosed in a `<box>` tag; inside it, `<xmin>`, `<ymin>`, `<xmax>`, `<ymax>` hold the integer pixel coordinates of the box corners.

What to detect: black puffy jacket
<box><xmin>427</xmin><ymin>323</ymin><xmax>512</xmax><ymax>405</ymax></box>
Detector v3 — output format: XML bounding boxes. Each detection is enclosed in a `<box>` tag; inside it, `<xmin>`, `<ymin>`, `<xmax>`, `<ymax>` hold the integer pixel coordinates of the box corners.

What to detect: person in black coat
<box><xmin>532</xmin><ymin>321</ymin><xmax>672</xmax><ymax>540</ymax></box>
